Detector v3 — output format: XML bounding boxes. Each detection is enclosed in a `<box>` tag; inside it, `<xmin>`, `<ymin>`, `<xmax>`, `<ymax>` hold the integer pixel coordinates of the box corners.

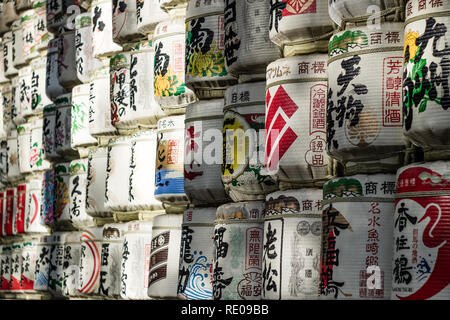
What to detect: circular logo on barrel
<box><xmin>222</xmin><ymin>111</ymin><xmax>251</xmax><ymax>183</ymax></box>
<box><xmin>297</xmin><ymin>221</ymin><xmax>310</xmax><ymax>236</ymax></box>
<box><xmin>344</xmin><ymin>106</ymin><xmax>381</xmax><ymax>148</ymax></box>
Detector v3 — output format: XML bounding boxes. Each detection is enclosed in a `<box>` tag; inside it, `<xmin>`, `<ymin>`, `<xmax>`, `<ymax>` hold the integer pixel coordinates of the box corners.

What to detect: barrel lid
<box><xmin>102</xmin><ymin>223</ymin><xmax>126</xmax><ymax>241</ymax></box>
<box><xmin>108</xmin><ymin>135</ymin><xmax>131</xmax><ymax>147</ymax></box>
<box><xmin>323</xmin><ymin>174</ymin><xmax>396</xmax><ymax>201</ymax></box>
<box><xmin>110</xmin><ymin>52</ymin><xmax>131</xmax><ymax>70</ymax></box>
<box><xmin>88</xmin><ymin>146</ymin><xmax>108</xmax><ymax>159</ymax></box>
<box><xmin>17</xmin><ymin>123</ymin><xmax>31</xmax><ymax>135</ymax></box>
<box><xmin>215</xmin><ymin>201</ymin><xmax>265</xmax><ymax>222</ymax></box>
<box><xmin>20</xmin><ymin>9</ymin><xmax>34</xmax><ymax>22</ymax></box>
<box><xmin>29</xmin><ymin>117</ymin><xmax>43</xmax><ymax>130</ymax></box>
<box><xmin>328</xmin><ymin>22</ymin><xmax>404</xmax><ymax>60</ymax></box>
<box><xmin>55</xmin><ymin>93</ymin><xmax>72</xmax><ymax>107</ymax></box>
<box><xmin>224</xmin><ymin>82</ymin><xmax>265</xmax><ymax>110</ymax></box>
<box><xmin>183</xmin><ymin>207</ymin><xmax>216</xmax><ymax>225</ymax></box>
<box><xmin>47</xmin><ymin>38</ymin><xmax>59</xmax><ymax>53</ymax></box>
<box><xmin>130</xmin><ymin>129</ymin><xmax>157</xmax><ymax>142</ymax></box>
<box><xmin>157</xmin><ymin>115</ymin><xmax>185</xmax><ymax>132</ymax></box>
<box><xmin>31</xmin><ymin>55</ymin><xmax>47</xmax><ymax>69</ymax></box>
<box><xmin>75</xmin><ymin>12</ymin><xmax>91</xmax><ymax>29</ymax></box>
<box><xmin>124</xmin><ymin>220</ymin><xmax>153</xmax><ymax>233</ymax></box>
<box><xmin>72</xmin><ymin>83</ymin><xmax>90</xmax><ymax>97</ymax></box>
<box><xmin>55</xmin><ymin>162</ymin><xmax>71</xmax><ymax>176</ymax></box>
<box><xmin>153</xmin><ymin>14</ymin><xmax>185</xmax><ymax>40</ymax></box>
<box><xmin>69</xmin><ymin>158</ymin><xmax>88</xmax><ymax>175</ymax></box>
<box><xmin>152</xmin><ymin>213</ymin><xmax>182</xmax><ymax>229</ymax></box>
<box><xmin>186</xmin><ymin>0</ymin><xmax>224</xmax><ymax>21</ymax></box>
<box><xmin>43</xmin><ymin>104</ymin><xmax>56</xmax><ymax>114</ymax></box>
<box><xmin>405</xmin><ymin>0</ymin><xmax>450</xmax><ymax>23</ymax></box>
<box><xmin>185</xmin><ymin>99</ymin><xmax>224</xmax><ymax>122</ymax></box>
<box><xmin>266</xmin><ymin>55</ymin><xmax>328</xmax><ymax>88</ymax></box>
<box><xmin>265</xmin><ymin>189</ymin><xmax>323</xmax><ymax>217</ymax></box>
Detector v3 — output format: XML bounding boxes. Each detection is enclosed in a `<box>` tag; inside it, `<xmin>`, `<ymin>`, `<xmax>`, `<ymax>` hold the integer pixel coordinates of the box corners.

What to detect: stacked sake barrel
<box><xmin>389</xmin><ymin>0</ymin><xmax>450</xmax><ymax>300</ymax></box>
<box><xmin>320</xmin><ymin>0</ymin><xmax>407</xmax><ymax>300</ymax></box>
<box><xmin>0</xmin><ymin>0</ymin><xmax>58</xmax><ymax>300</ymax></box>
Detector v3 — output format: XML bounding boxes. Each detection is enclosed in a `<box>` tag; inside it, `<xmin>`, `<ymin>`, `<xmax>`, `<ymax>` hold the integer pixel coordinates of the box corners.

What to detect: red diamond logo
<box><xmin>265</xmin><ymin>86</ymin><xmax>298</xmax><ymax>172</ymax></box>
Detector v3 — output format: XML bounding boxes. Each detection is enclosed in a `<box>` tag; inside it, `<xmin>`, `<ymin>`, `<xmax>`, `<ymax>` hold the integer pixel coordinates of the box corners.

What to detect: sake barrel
<box><xmin>213</xmin><ymin>201</ymin><xmax>264</xmax><ymax>300</ymax></box>
<box><xmin>12</xmin><ymin>76</ymin><xmax>26</xmax><ymax>126</ymax></box>
<box><xmin>30</xmin><ymin>117</ymin><xmax>52</xmax><ymax>171</ymax></box>
<box><xmin>147</xmin><ymin>213</ymin><xmax>183</xmax><ymax>299</ymax></box>
<box><xmin>327</xmin><ymin>22</ymin><xmax>406</xmax><ymax>174</ymax></box>
<box><xmin>2</xmin><ymin>84</ymin><xmax>14</xmax><ymax>134</ymax></box>
<box><xmin>17</xmin><ymin>124</ymin><xmax>32</xmax><ymax>174</ymax></box>
<box><xmin>42</xmin><ymin>104</ymin><xmax>59</xmax><ymax>160</ymax></box>
<box><xmin>159</xmin><ymin>0</ymin><xmax>188</xmax><ymax>11</ymax></box>
<box><xmin>155</xmin><ymin>115</ymin><xmax>189</xmax><ymax>213</ymax></box>
<box><xmin>268</xmin><ymin>0</ymin><xmax>334</xmax><ymax>56</ymax></box>
<box><xmin>10</xmin><ymin>243</ymin><xmax>22</xmax><ymax>291</ymax></box>
<box><xmin>34</xmin><ymin>235</ymin><xmax>52</xmax><ymax>291</ymax></box>
<box><xmin>86</xmin><ymin>147</ymin><xmax>111</xmax><ymax>217</ymax></box>
<box><xmin>104</xmin><ymin>135</ymin><xmax>132</xmax><ymax>212</ymax></box>
<box><xmin>128</xmin><ymin>130</ymin><xmax>163</xmax><ymax>211</ymax></box>
<box><xmin>79</xmin><ymin>227</ymin><xmax>103</xmax><ymax>296</ymax></box>
<box><xmin>320</xmin><ymin>174</ymin><xmax>395</xmax><ymax>300</ymax></box>
<box><xmin>0</xmin><ymin>141</ymin><xmax>7</xmax><ymax>186</ymax></box>
<box><xmin>0</xmin><ymin>245</ymin><xmax>11</xmax><ymax>291</ymax></box>
<box><xmin>71</xmin><ymin>84</ymin><xmax>97</xmax><ymax>148</ymax></box>
<box><xmin>69</xmin><ymin>159</ymin><xmax>95</xmax><ymax>228</ymax></box>
<box><xmin>402</xmin><ymin>1</ymin><xmax>450</xmax><ymax>161</ymax></box>
<box><xmin>0</xmin><ymin>190</ymin><xmax>5</xmax><ymax>236</ymax></box>
<box><xmin>91</xmin><ymin>0</ymin><xmax>123</xmax><ymax>58</ymax></box>
<box><xmin>136</xmin><ymin>0</ymin><xmax>168</xmax><ymax>35</ymax></box>
<box><xmin>120</xmin><ymin>220</ymin><xmax>153</xmax><ymax>300</ymax></box>
<box><xmin>62</xmin><ymin>231</ymin><xmax>82</xmax><ymax>297</ymax></box>
<box><xmin>1</xmin><ymin>0</ymin><xmax>20</xmax><ymax>25</ymax></box>
<box><xmin>58</xmin><ymin>28</ymin><xmax>81</xmax><ymax>89</ymax></box>
<box><xmin>22</xmin><ymin>9</ymin><xmax>38</xmax><ymax>63</ymax></box>
<box><xmin>18</xmin><ymin>66</ymin><xmax>32</xmax><ymax>120</ymax></box>
<box><xmin>7</xmin><ymin>129</ymin><xmax>21</xmax><ymax>182</ymax></box>
<box><xmin>88</xmin><ymin>63</ymin><xmax>117</xmax><ymax>136</ymax></box>
<box><xmin>177</xmin><ymin>207</ymin><xmax>215</xmax><ymax>300</ymax></box>
<box><xmin>223</xmin><ymin>0</ymin><xmax>281</xmax><ymax>82</ymax></box>
<box><xmin>55</xmin><ymin>94</ymin><xmax>78</xmax><ymax>158</ymax></box>
<box><xmin>33</xmin><ymin>0</ymin><xmax>53</xmax><ymax>52</ymax></box>
<box><xmin>30</xmin><ymin>56</ymin><xmax>53</xmax><ymax>116</ymax></box>
<box><xmin>2</xmin><ymin>32</ymin><xmax>18</xmax><ymax>77</ymax></box>
<box><xmin>41</xmin><ymin>169</ymin><xmax>55</xmax><ymax>226</ymax></box>
<box><xmin>25</xmin><ymin>177</ymin><xmax>49</xmax><ymax>234</ymax></box>
<box><xmin>392</xmin><ymin>161</ymin><xmax>450</xmax><ymax>300</ymax></box>
<box><xmin>16</xmin><ymin>183</ymin><xmax>29</xmax><ymax>234</ymax></box>
<box><xmin>46</xmin><ymin>0</ymin><xmax>78</xmax><ymax>34</ymax></box>
<box><xmin>263</xmin><ymin>189</ymin><xmax>322</xmax><ymax>300</ymax></box>
<box><xmin>222</xmin><ymin>82</ymin><xmax>277</xmax><ymax>202</ymax></box>
<box><xmin>185</xmin><ymin>0</ymin><xmax>237</xmax><ymax>99</ymax></box>
<box><xmin>184</xmin><ymin>99</ymin><xmax>229</xmax><ymax>206</ymax></box>
<box><xmin>53</xmin><ymin>162</ymin><xmax>71</xmax><ymax>227</ymax></box>
<box><xmin>153</xmin><ymin>8</ymin><xmax>197</xmax><ymax>114</ymax></box>
<box><xmin>75</xmin><ymin>13</ymin><xmax>103</xmax><ymax>84</ymax></box>
<box><xmin>0</xmin><ymin>39</ymin><xmax>8</xmax><ymax>84</ymax></box>
<box><xmin>21</xmin><ymin>240</ymin><xmax>38</xmax><ymax>292</ymax></box>
<box><xmin>45</xmin><ymin>39</ymin><xmax>67</xmax><ymax>101</ymax></box>
<box><xmin>266</xmin><ymin>55</ymin><xmax>332</xmax><ymax>190</ymax></box>
<box><xmin>329</xmin><ymin>0</ymin><xmax>405</xmax><ymax>27</ymax></box>
<box><xmin>48</xmin><ymin>232</ymin><xmax>65</xmax><ymax>296</ymax></box>
<box><xmin>112</xmin><ymin>0</ymin><xmax>141</xmax><ymax>43</ymax></box>
<box><xmin>128</xmin><ymin>40</ymin><xmax>165</xmax><ymax>128</ymax></box>
<box><xmin>11</xmin><ymin>19</ymin><xmax>26</xmax><ymax>69</ymax></box>
<box><xmin>99</xmin><ymin>223</ymin><xmax>126</xmax><ymax>298</ymax></box>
